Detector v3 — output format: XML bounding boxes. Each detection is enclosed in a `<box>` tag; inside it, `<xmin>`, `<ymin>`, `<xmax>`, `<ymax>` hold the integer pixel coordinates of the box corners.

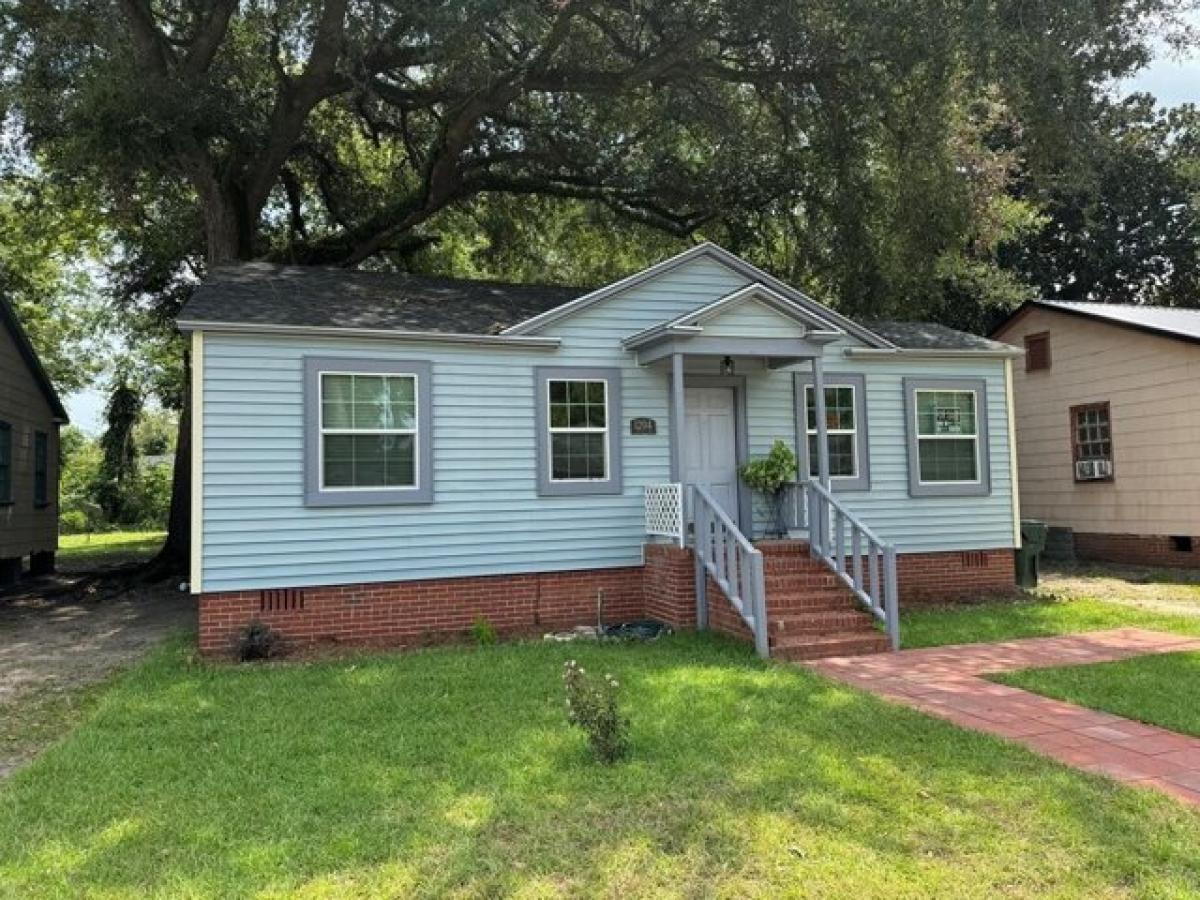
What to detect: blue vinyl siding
<box><xmin>199</xmin><ymin>254</ymin><xmax>1014</xmax><ymax>592</ymax></box>
<box><xmin>200</xmin><ymin>256</ymin><xmax>751</xmax><ymax>591</ymax></box>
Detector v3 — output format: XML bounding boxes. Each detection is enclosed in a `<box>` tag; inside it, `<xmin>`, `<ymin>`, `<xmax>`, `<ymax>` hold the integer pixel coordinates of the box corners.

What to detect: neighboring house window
<box><xmin>0</xmin><ymin>422</ymin><xmax>11</xmax><ymax>504</ymax></box>
<box><xmin>1071</xmin><ymin>402</ymin><xmax>1114</xmax><ymax>481</ymax></box>
<box><xmin>1024</xmin><ymin>332</ymin><xmax>1051</xmax><ymax>371</ymax></box>
<box><xmin>794</xmin><ymin>373</ymin><xmax>869</xmax><ymax>491</ymax></box>
<box><xmin>33</xmin><ymin>431</ymin><xmax>48</xmax><ymax>506</ymax></box>
<box><xmin>903</xmin><ymin>377</ymin><xmax>991</xmax><ymax>497</ymax></box>
<box><xmin>303</xmin><ymin>357</ymin><xmax>433</xmax><ymax>506</ymax></box>
<box><xmin>535</xmin><ymin>367</ymin><xmax>623</xmax><ymax>496</ymax></box>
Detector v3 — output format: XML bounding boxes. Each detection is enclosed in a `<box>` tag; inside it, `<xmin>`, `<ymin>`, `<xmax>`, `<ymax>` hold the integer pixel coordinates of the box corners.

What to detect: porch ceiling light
<box><xmin>721</xmin><ymin>355</ymin><xmax>735</xmax><ymax>376</ymax></box>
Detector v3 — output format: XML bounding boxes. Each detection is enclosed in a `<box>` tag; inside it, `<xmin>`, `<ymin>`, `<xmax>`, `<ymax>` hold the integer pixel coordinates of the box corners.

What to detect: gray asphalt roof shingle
<box><xmin>178</xmin><ymin>262</ymin><xmax>1011</xmax><ymax>354</ymax></box>
<box><xmin>867</xmin><ymin>320</ymin><xmax>1016</xmax><ymax>352</ymax></box>
<box><xmin>178</xmin><ymin>263</ymin><xmax>586</xmax><ymax>335</ymax></box>
<box><xmin>1034</xmin><ymin>300</ymin><xmax>1200</xmax><ymax>343</ymax></box>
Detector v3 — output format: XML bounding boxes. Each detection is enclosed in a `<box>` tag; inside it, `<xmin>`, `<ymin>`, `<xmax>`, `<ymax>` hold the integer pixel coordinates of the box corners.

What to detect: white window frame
<box><xmin>303</xmin><ymin>357</ymin><xmax>432</xmax><ymax>507</ymax></box>
<box><xmin>805</xmin><ymin>383</ymin><xmax>859</xmax><ymax>480</ymax></box>
<box><xmin>913</xmin><ymin>388</ymin><xmax>982</xmax><ymax>487</ymax></box>
<box><xmin>535</xmin><ymin>366</ymin><xmax>623</xmax><ymax>497</ymax></box>
<box><xmin>318</xmin><ymin>370</ymin><xmax>420</xmax><ymax>492</ymax></box>
<box><xmin>546</xmin><ymin>377</ymin><xmax>611</xmax><ymax>484</ymax></box>
<box><xmin>903</xmin><ymin>377</ymin><xmax>991</xmax><ymax>498</ymax></box>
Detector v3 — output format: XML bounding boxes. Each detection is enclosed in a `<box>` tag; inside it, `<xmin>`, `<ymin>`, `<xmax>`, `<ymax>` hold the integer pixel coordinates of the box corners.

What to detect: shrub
<box><xmin>59</xmin><ymin>510</ymin><xmax>88</xmax><ymax>534</ymax></box>
<box><xmin>471</xmin><ymin>616</ymin><xmax>498</xmax><ymax>646</ymax></box>
<box><xmin>737</xmin><ymin>439</ymin><xmax>798</xmax><ymax>495</ymax></box>
<box><xmin>563</xmin><ymin>660</ymin><xmax>629</xmax><ymax>763</ymax></box>
<box><xmin>236</xmin><ymin>621</ymin><xmax>282</xmax><ymax>662</ymax></box>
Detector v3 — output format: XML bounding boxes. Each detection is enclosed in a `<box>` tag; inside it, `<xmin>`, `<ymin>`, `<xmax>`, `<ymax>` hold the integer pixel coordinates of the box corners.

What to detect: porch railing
<box><xmin>693</xmin><ymin>484</ymin><xmax>769</xmax><ymax>658</ymax></box>
<box><xmin>807</xmin><ymin>480</ymin><xmax>900</xmax><ymax>650</ymax></box>
<box><xmin>644</xmin><ymin>483</ymin><xmax>685</xmax><ymax>547</ymax></box>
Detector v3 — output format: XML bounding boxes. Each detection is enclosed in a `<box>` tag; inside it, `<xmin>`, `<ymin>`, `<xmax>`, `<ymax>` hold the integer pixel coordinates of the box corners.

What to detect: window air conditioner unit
<box><xmin>1075</xmin><ymin>459</ymin><xmax>1112</xmax><ymax>481</ymax></box>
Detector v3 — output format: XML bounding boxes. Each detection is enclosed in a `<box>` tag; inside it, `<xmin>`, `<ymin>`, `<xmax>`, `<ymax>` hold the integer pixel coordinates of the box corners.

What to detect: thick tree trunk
<box><xmin>151</xmin><ymin>184</ymin><xmax>254</xmax><ymax>582</ymax></box>
<box><xmin>145</xmin><ymin>347</ymin><xmax>193</xmax><ymax>581</ymax></box>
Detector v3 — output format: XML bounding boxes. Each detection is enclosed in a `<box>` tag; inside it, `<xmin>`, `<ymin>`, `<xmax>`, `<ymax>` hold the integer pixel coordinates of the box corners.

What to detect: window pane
<box><xmin>551</xmin><ymin>430</ymin><xmax>606</xmax><ymax>480</ymax></box>
<box><xmin>384</xmin><ymin>434</ymin><xmax>415</xmax><ymax>486</ymax></box>
<box><xmin>808</xmin><ymin>433</ymin><xmax>855</xmax><ymax>477</ymax></box>
<box><xmin>550</xmin><ymin>403</ymin><xmax>568</xmax><ymax>428</ymax></box>
<box><xmin>569</xmin><ymin>403</ymin><xmax>587</xmax><ymax>427</ymax></box>
<box><xmin>828</xmin><ymin>387</ymin><xmax>855</xmax><ymax>430</ymax></box>
<box><xmin>322</xmin><ymin>374</ymin><xmax>353</xmax><ymax>428</ymax></box>
<box><xmin>551</xmin><ymin>433</ymin><xmax>571</xmax><ymax>479</ymax></box>
<box><xmin>586</xmin><ymin>398</ymin><xmax>606</xmax><ymax>428</ymax></box>
<box><xmin>586</xmin><ymin>381</ymin><xmax>605</xmax><ymax>404</ymax></box>
<box><xmin>387</xmin><ymin>376</ymin><xmax>416</xmax><ymax>430</ymax></box>
<box><xmin>804</xmin><ymin>386</ymin><xmax>816</xmax><ymax>430</ymax></box>
<box><xmin>323</xmin><ymin>434</ymin><xmax>355</xmax><ymax>486</ymax></box>
<box><xmin>323</xmin><ymin>434</ymin><xmax>416</xmax><ymax>488</ymax></box>
<box><xmin>352</xmin><ymin>374</ymin><xmax>387</xmax><ymax>430</ymax></box>
<box><xmin>919</xmin><ymin>437</ymin><xmax>977</xmax><ymax>482</ymax></box>
<box><xmin>829</xmin><ymin>434</ymin><xmax>855</xmax><ymax>477</ymax></box>
<box><xmin>917</xmin><ymin>391</ymin><xmax>975</xmax><ymax>436</ymax></box>
<box><xmin>567</xmin><ymin>381</ymin><xmax>586</xmax><ymax>404</ymax></box>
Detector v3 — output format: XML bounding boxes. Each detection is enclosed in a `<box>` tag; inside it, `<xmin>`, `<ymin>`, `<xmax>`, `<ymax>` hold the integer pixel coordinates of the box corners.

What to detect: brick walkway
<box><xmin>808</xmin><ymin>629</ymin><xmax>1200</xmax><ymax>806</ymax></box>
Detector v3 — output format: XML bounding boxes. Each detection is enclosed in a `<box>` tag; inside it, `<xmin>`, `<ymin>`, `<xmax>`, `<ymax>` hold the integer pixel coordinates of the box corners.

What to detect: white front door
<box><xmin>684</xmin><ymin>387</ymin><xmax>739</xmax><ymax>524</ymax></box>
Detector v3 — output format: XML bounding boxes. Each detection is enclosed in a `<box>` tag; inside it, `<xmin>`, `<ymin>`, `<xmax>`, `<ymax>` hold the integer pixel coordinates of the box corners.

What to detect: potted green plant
<box><xmin>738</xmin><ymin>439</ymin><xmax>799</xmax><ymax>538</ymax></box>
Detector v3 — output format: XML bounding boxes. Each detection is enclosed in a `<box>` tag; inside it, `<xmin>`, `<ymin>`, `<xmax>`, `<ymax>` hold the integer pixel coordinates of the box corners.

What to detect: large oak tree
<box><xmin>1</xmin><ymin>0</ymin><xmax>1190</xmax><ymax>570</ymax></box>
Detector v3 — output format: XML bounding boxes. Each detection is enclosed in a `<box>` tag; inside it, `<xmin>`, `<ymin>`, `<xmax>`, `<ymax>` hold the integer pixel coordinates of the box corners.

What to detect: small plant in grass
<box><xmin>472</xmin><ymin>616</ymin><xmax>498</xmax><ymax>646</ymax></box>
<box><xmin>738</xmin><ymin>439</ymin><xmax>798</xmax><ymax>536</ymax></box>
<box><xmin>236</xmin><ymin>621</ymin><xmax>282</xmax><ymax>662</ymax></box>
<box><xmin>563</xmin><ymin>659</ymin><xmax>629</xmax><ymax>763</ymax></box>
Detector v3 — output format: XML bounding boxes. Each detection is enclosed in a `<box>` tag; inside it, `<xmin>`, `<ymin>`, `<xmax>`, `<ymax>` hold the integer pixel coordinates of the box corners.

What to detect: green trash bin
<box><xmin>1016</xmin><ymin>520</ymin><xmax>1048</xmax><ymax>588</ymax></box>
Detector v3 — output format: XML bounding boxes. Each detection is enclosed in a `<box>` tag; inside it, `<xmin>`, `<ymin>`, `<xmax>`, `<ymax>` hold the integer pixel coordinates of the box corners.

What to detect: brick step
<box><xmin>771</xmin><ymin>610</ymin><xmax>876</xmax><ymax>635</ymax></box>
<box><xmin>765</xmin><ymin>571</ymin><xmax>843</xmax><ymax>592</ymax></box>
<box><xmin>771</xmin><ymin>630</ymin><xmax>891</xmax><ymax>661</ymax></box>
<box><xmin>766</xmin><ymin>590</ymin><xmax>861</xmax><ymax>613</ymax></box>
<box><xmin>762</xmin><ymin>558</ymin><xmax>834</xmax><ymax>576</ymax></box>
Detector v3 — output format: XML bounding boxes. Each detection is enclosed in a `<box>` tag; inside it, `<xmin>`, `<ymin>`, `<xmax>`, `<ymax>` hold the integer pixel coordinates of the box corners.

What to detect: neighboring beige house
<box><xmin>0</xmin><ymin>296</ymin><xmax>68</xmax><ymax>585</ymax></box>
<box><xmin>993</xmin><ymin>300</ymin><xmax>1200</xmax><ymax>567</ymax></box>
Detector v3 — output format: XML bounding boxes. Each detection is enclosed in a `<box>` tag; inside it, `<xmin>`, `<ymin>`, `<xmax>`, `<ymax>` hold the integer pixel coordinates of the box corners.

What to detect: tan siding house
<box><xmin>993</xmin><ymin>301</ymin><xmax>1200</xmax><ymax>567</ymax></box>
<box><xmin>0</xmin><ymin>297</ymin><xmax>68</xmax><ymax>584</ymax></box>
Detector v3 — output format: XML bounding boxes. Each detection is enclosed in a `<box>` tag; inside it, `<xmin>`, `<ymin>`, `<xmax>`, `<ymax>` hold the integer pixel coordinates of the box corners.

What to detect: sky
<box><xmin>62</xmin><ymin>32</ymin><xmax>1200</xmax><ymax>435</ymax></box>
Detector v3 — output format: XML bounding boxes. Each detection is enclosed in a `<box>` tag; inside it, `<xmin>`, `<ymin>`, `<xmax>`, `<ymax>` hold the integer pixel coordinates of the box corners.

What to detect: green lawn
<box><xmin>901</xmin><ymin>596</ymin><xmax>1200</xmax><ymax>649</ymax></box>
<box><xmin>3</xmin><ymin>635</ymin><xmax>1200</xmax><ymax>897</ymax></box>
<box><xmin>994</xmin><ymin>651</ymin><xmax>1200</xmax><ymax>740</ymax></box>
<box><xmin>58</xmin><ymin>531</ymin><xmax>166</xmax><ymax>569</ymax></box>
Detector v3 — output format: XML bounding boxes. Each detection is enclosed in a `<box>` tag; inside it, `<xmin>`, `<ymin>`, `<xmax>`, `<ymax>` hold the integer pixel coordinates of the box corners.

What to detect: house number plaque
<box><xmin>630</xmin><ymin>417</ymin><xmax>657</xmax><ymax>435</ymax></box>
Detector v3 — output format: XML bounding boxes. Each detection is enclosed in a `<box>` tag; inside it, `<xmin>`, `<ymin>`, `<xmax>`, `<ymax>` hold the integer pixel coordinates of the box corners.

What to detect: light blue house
<box><xmin>180</xmin><ymin>244</ymin><xmax>1022</xmax><ymax>658</ymax></box>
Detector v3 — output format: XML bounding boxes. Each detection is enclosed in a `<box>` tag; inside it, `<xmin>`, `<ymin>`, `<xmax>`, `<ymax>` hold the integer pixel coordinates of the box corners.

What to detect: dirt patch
<box><xmin>0</xmin><ymin>576</ymin><xmax>194</xmax><ymax>778</ymax></box>
<box><xmin>1037</xmin><ymin>562</ymin><xmax>1200</xmax><ymax>617</ymax></box>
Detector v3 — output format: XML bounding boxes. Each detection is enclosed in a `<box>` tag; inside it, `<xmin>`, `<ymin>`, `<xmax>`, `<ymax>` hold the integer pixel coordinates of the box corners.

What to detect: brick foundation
<box><xmin>1074</xmin><ymin>532</ymin><xmax>1200</xmax><ymax>569</ymax></box>
<box><xmin>896</xmin><ymin>548</ymin><xmax>1017</xmax><ymax>604</ymax></box>
<box><xmin>199</xmin><ymin>566</ymin><xmax>643</xmax><ymax>656</ymax></box>
<box><xmin>198</xmin><ymin>545</ymin><xmax>1018</xmax><ymax>656</ymax></box>
<box><xmin>642</xmin><ymin>542</ymin><xmax>697</xmax><ymax>629</ymax></box>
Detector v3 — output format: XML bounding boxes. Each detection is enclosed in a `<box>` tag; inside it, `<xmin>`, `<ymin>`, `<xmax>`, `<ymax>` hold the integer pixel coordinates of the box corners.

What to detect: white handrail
<box><xmin>806</xmin><ymin>480</ymin><xmax>900</xmax><ymax>650</ymax></box>
<box><xmin>691</xmin><ymin>484</ymin><xmax>769</xmax><ymax>658</ymax></box>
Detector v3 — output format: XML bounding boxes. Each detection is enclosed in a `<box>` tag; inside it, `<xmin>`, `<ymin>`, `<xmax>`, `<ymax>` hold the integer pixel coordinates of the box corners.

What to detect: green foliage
<box><xmin>738</xmin><ymin>440</ymin><xmax>798</xmax><ymax>497</ymax></box>
<box><xmin>5</xmin><ymin>635</ymin><xmax>1200</xmax><ymax>895</ymax></box>
<box><xmin>995</xmin><ymin>651</ymin><xmax>1200</xmax><ymax>739</ymax></box>
<box><xmin>58</xmin><ymin>510</ymin><xmax>88</xmax><ymax>535</ymax></box>
<box><xmin>562</xmin><ymin>659</ymin><xmax>629</xmax><ymax>763</ymax></box>
<box><xmin>471</xmin><ymin>616</ymin><xmax>498</xmax><ymax>647</ymax></box>
<box><xmin>96</xmin><ymin>378</ymin><xmax>142</xmax><ymax>524</ymax></box>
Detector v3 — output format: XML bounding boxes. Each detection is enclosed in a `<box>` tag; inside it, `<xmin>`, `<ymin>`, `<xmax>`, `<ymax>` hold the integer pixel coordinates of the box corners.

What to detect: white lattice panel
<box><xmin>644</xmin><ymin>483</ymin><xmax>684</xmax><ymax>546</ymax></box>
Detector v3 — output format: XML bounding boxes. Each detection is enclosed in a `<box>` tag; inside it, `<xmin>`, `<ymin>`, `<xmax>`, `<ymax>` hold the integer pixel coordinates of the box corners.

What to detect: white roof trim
<box><xmin>844</xmin><ymin>347</ymin><xmax>1023</xmax><ymax>360</ymax></box>
<box><xmin>502</xmin><ymin>241</ymin><xmax>894</xmax><ymax>348</ymax></box>
<box><xmin>177</xmin><ymin>319</ymin><xmax>562</xmax><ymax>348</ymax></box>
<box><xmin>621</xmin><ymin>283</ymin><xmax>843</xmax><ymax>350</ymax></box>
<box><xmin>667</xmin><ymin>283</ymin><xmax>841</xmax><ymax>331</ymax></box>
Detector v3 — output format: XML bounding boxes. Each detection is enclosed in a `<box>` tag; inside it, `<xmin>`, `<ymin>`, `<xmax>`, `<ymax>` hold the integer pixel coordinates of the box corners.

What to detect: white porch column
<box><xmin>811</xmin><ymin>356</ymin><xmax>831</xmax><ymax>489</ymax></box>
<box><xmin>670</xmin><ymin>352</ymin><xmax>685</xmax><ymax>483</ymax></box>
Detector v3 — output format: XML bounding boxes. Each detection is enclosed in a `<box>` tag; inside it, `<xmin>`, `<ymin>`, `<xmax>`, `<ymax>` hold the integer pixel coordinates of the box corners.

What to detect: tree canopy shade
<box><xmin>1</xmin><ymin>0</ymin><xmax>1195</xmax><ymax>570</ymax></box>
